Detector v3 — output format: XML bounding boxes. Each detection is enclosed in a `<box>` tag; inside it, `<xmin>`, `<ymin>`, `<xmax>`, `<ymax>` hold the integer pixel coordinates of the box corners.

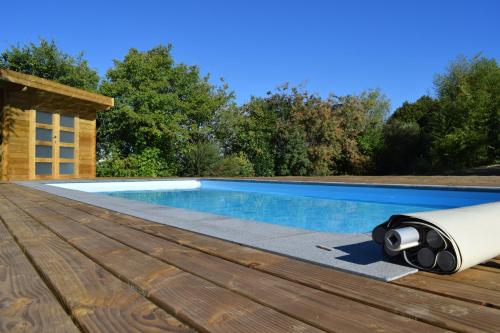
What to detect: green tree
<box><xmin>356</xmin><ymin>89</ymin><xmax>390</xmax><ymax>168</ymax></box>
<box><xmin>237</xmin><ymin>95</ymin><xmax>279</xmax><ymax>176</ymax></box>
<box><xmin>97</xmin><ymin>45</ymin><xmax>234</xmax><ymax>176</ymax></box>
<box><xmin>236</xmin><ymin>86</ymin><xmax>389</xmax><ymax>176</ymax></box>
<box><xmin>378</xmin><ymin>55</ymin><xmax>499</xmax><ymax>174</ymax></box>
<box><xmin>377</xmin><ymin>96</ymin><xmax>440</xmax><ymax>173</ymax></box>
<box><xmin>295</xmin><ymin>92</ymin><xmax>341</xmax><ymax>176</ymax></box>
<box><xmin>431</xmin><ymin>55</ymin><xmax>499</xmax><ymax>169</ymax></box>
<box><xmin>0</xmin><ymin>38</ymin><xmax>99</xmax><ymax>91</ymax></box>
<box><xmin>332</xmin><ymin>90</ymin><xmax>389</xmax><ymax>174</ymax></box>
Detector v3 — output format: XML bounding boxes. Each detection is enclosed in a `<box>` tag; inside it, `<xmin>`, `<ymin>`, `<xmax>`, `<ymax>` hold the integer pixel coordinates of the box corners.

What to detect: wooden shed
<box><xmin>0</xmin><ymin>69</ymin><xmax>113</xmax><ymax>180</ymax></box>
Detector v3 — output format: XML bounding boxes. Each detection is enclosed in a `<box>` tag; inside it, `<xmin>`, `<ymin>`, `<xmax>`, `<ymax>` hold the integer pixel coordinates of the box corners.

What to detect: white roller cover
<box><xmin>374</xmin><ymin>201</ymin><xmax>500</xmax><ymax>273</ymax></box>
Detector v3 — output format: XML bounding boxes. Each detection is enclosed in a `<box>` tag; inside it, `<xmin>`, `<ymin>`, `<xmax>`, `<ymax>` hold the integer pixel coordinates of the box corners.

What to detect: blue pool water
<box><xmin>102</xmin><ymin>180</ymin><xmax>500</xmax><ymax>233</ymax></box>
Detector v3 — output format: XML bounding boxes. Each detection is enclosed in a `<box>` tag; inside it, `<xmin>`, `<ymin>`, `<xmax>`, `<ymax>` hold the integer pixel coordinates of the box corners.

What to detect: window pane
<box><xmin>36</xmin><ymin>128</ymin><xmax>52</xmax><ymax>141</ymax></box>
<box><xmin>36</xmin><ymin>111</ymin><xmax>52</xmax><ymax>124</ymax></box>
<box><xmin>60</xmin><ymin>115</ymin><xmax>75</xmax><ymax>128</ymax></box>
<box><xmin>35</xmin><ymin>162</ymin><xmax>52</xmax><ymax>175</ymax></box>
<box><xmin>60</xmin><ymin>146</ymin><xmax>74</xmax><ymax>159</ymax></box>
<box><xmin>59</xmin><ymin>163</ymin><xmax>74</xmax><ymax>175</ymax></box>
<box><xmin>36</xmin><ymin>145</ymin><xmax>52</xmax><ymax>158</ymax></box>
<box><xmin>60</xmin><ymin>131</ymin><xmax>74</xmax><ymax>143</ymax></box>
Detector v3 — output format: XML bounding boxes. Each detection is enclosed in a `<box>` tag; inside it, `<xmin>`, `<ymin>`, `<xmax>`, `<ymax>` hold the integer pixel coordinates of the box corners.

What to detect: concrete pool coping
<box><xmin>21</xmin><ymin>178</ymin><xmax>486</xmax><ymax>281</ymax></box>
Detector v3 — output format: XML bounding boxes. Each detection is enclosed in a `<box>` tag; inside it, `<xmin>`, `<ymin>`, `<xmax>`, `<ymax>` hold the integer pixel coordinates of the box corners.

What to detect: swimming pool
<box><xmin>80</xmin><ymin>180</ymin><xmax>500</xmax><ymax>234</ymax></box>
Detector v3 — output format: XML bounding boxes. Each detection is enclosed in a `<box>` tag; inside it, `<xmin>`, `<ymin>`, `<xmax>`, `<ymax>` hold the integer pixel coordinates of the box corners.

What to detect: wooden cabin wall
<box><xmin>1</xmin><ymin>89</ymin><xmax>98</xmax><ymax>180</ymax></box>
<box><xmin>78</xmin><ymin>114</ymin><xmax>96</xmax><ymax>178</ymax></box>
<box><xmin>1</xmin><ymin>90</ymin><xmax>31</xmax><ymax>180</ymax></box>
<box><xmin>0</xmin><ymin>90</ymin><xmax>3</xmax><ymax>179</ymax></box>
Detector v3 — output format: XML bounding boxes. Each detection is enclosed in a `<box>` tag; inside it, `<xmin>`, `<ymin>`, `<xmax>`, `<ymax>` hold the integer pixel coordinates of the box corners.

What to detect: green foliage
<box><xmin>96</xmin><ymin>148</ymin><xmax>174</xmax><ymax>177</ymax></box>
<box><xmin>377</xmin><ymin>96</ymin><xmax>440</xmax><ymax>173</ymax></box>
<box><xmin>213</xmin><ymin>153</ymin><xmax>255</xmax><ymax>177</ymax></box>
<box><xmin>237</xmin><ymin>95</ymin><xmax>279</xmax><ymax>176</ymax></box>
<box><xmin>356</xmin><ymin>90</ymin><xmax>390</xmax><ymax>164</ymax></box>
<box><xmin>0</xmin><ymin>38</ymin><xmax>99</xmax><ymax>91</ymax></box>
<box><xmin>275</xmin><ymin>120</ymin><xmax>310</xmax><ymax>176</ymax></box>
<box><xmin>378</xmin><ymin>55</ymin><xmax>499</xmax><ymax>174</ymax></box>
<box><xmin>235</xmin><ymin>86</ymin><xmax>389</xmax><ymax>176</ymax></box>
<box><xmin>431</xmin><ymin>55</ymin><xmax>499</xmax><ymax>169</ymax></box>
<box><xmin>97</xmin><ymin>45</ymin><xmax>234</xmax><ymax>176</ymax></box>
<box><xmin>183</xmin><ymin>141</ymin><xmax>221</xmax><ymax>176</ymax></box>
<box><xmin>4</xmin><ymin>39</ymin><xmax>497</xmax><ymax>176</ymax></box>
<box><xmin>377</xmin><ymin>120</ymin><xmax>422</xmax><ymax>174</ymax></box>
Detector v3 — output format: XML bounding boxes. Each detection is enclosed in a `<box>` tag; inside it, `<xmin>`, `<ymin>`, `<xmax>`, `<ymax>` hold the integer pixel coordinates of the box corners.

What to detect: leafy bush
<box><xmin>377</xmin><ymin>120</ymin><xmax>421</xmax><ymax>174</ymax></box>
<box><xmin>97</xmin><ymin>148</ymin><xmax>174</xmax><ymax>177</ymax></box>
<box><xmin>212</xmin><ymin>153</ymin><xmax>255</xmax><ymax>177</ymax></box>
<box><xmin>183</xmin><ymin>142</ymin><xmax>221</xmax><ymax>176</ymax></box>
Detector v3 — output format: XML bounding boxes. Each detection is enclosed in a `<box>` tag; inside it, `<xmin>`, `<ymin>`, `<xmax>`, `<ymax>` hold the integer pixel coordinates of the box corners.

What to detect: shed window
<box><xmin>59</xmin><ymin>163</ymin><xmax>74</xmax><ymax>175</ymax></box>
<box><xmin>60</xmin><ymin>147</ymin><xmax>74</xmax><ymax>159</ymax></box>
<box><xmin>35</xmin><ymin>162</ymin><xmax>52</xmax><ymax>175</ymax></box>
<box><xmin>60</xmin><ymin>131</ymin><xmax>74</xmax><ymax>143</ymax></box>
<box><xmin>36</xmin><ymin>128</ymin><xmax>52</xmax><ymax>141</ymax></box>
<box><xmin>60</xmin><ymin>115</ymin><xmax>75</xmax><ymax>128</ymax></box>
<box><xmin>36</xmin><ymin>145</ymin><xmax>52</xmax><ymax>158</ymax></box>
<box><xmin>36</xmin><ymin>111</ymin><xmax>52</xmax><ymax>124</ymax></box>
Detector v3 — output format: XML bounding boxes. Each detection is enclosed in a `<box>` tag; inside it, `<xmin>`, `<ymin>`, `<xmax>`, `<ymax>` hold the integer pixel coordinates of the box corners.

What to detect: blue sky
<box><xmin>2</xmin><ymin>0</ymin><xmax>499</xmax><ymax>110</ymax></box>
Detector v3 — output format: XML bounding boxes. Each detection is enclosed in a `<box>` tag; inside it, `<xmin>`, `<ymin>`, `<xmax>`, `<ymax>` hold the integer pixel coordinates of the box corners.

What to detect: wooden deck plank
<box><xmin>418</xmin><ymin>270</ymin><xmax>500</xmax><ymax>293</ymax></box>
<box><xmin>11</xmin><ymin>184</ymin><xmax>500</xmax><ymax>333</ymax></box>
<box><xmin>32</xmin><ymin>199</ymin><xmax>448</xmax><ymax>333</ymax></box>
<box><xmin>0</xmin><ymin>196</ymin><xmax>193</xmax><ymax>333</ymax></box>
<box><xmin>472</xmin><ymin>265</ymin><xmax>500</xmax><ymax>274</ymax></box>
<box><xmin>1</xmin><ymin>189</ymin><xmax>325</xmax><ymax>333</ymax></box>
<box><xmin>394</xmin><ymin>274</ymin><xmax>500</xmax><ymax>309</ymax></box>
<box><xmin>0</xmin><ymin>222</ymin><xmax>80</xmax><ymax>333</ymax></box>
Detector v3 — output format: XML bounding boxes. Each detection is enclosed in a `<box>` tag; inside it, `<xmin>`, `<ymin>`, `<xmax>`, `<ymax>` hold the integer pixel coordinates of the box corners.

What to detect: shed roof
<box><xmin>0</xmin><ymin>69</ymin><xmax>113</xmax><ymax>109</ymax></box>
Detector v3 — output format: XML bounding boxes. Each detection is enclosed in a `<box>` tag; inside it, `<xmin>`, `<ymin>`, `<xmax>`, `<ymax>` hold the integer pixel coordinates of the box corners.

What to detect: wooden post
<box><xmin>1</xmin><ymin>92</ymin><xmax>9</xmax><ymax>181</ymax></box>
<box><xmin>75</xmin><ymin>115</ymin><xmax>80</xmax><ymax>178</ymax></box>
<box><xmin>28</xmin><ymin>110</ymin><xmax>35</xmax><ymax>179</ymax></box>
<box><xmin>53</xmin><ymin>112</ymin><xmax>60</xmax><ymax>179</ymax></box>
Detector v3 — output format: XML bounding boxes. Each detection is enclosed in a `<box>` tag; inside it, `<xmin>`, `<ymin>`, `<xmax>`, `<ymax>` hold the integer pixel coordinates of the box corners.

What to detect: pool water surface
<box><xmin>101</xmin><ymin>180</ymin><xmax>500</xmax><ymax>233</ymax></box>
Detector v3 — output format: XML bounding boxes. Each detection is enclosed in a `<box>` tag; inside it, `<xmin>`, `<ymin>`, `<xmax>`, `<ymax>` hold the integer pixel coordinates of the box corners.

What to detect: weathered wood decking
<box><xmin>1</xmin><ymin>182</ymin><xmax>499</xmax><ymax>333</ymax></box>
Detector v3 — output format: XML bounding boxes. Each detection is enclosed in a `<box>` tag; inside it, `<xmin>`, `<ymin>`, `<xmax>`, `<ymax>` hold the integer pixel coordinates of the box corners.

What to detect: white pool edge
<box><xmin>48</xmin><ymin>180</ymin><xmax>201</xmax><ymax>192</ymax></box>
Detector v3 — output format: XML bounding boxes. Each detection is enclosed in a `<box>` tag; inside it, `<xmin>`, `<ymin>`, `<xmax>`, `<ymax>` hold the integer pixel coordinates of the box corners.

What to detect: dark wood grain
<box><xmin>418</xmin><ymin>269</ymin><xmax>500</xmax><ymax>292</ymax></box>
<box><xmin>473</xmin><ymin>265</ymin><xmax>500</xmax><ymax>273</ymax></box>
<box><xmin>1</xmin><ymin>190</ymin><xmax>323</xmax><ymax>333</ymax></box>
<box><xmin>0</xmin><ymin>221</ymin><xmax>79</xmax><ymax>333</ymax></box>
<box><xmin>394</xmin><ymin>273</ymin><xmax>500</xmax><ymax>308</ymax></box>
<box><xmin>0</xmin><ymin>196</ymin><xmax>193</xmax><ymax>333</ymax></box>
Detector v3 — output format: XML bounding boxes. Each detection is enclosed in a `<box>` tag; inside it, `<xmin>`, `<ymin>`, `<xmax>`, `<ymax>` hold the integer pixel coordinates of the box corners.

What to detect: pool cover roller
<box><xmin>372</xmin><ymin>202</ymin><xmax>500</xmax><ymax>273</ymax></box>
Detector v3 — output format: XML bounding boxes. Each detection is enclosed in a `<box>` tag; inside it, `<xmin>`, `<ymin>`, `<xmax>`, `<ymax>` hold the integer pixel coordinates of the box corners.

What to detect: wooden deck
<box><xmin>1</xmin><ymin>183</ymin><xmax>499</xmax><ymax>333</ymax></box>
